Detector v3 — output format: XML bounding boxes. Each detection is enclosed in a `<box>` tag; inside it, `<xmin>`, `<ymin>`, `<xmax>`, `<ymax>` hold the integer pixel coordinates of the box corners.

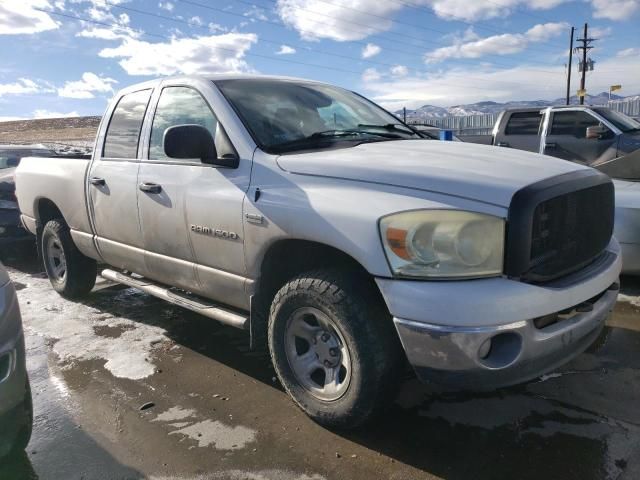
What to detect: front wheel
<box><xmin>41</xmin><ymin>219</ymin><xmax>97</xmax><ymax>299</ymax></box>
<box><xmin>268</xmin><ymin>269</ymin><xmax>404</xmax><ymax>429</ymax></box>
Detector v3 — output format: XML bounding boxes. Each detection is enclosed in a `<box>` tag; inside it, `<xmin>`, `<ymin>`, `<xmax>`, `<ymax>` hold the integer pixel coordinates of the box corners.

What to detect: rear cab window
<box><xmin>504</xmin><ymin>111</ymin><xmax>542</xmax><ymax>135</ymax></box>
<box><xmin>103</xmin><ymin>89</ymin><xmax>152</xmax><ymax>159</ymax></box>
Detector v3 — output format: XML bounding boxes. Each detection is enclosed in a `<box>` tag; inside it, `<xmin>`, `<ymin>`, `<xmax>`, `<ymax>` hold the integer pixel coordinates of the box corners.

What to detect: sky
<box><xmin>0</xmin><ymin>0</ymin><xmax>639</xmax><ymax>120</ymax></box>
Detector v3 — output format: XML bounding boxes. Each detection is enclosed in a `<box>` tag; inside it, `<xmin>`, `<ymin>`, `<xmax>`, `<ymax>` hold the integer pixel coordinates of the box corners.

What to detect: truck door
<box><xmin>88</xmin><ymin>88</ymin><xmax>152</xmax><ymax>274</ymax></box>
<box><xmin>137</xmin><ymin>84</ymin><xmax>250</xmax><ymax>308</ymax></box>
<box><xmin>543</xmin><ymin>110</ymin><xmax>617</xmax><ymax>164</ymax></box>
<box><xmin>494</xmin><ymin>110</ymin><xmax>542</xmax><ymax>152</ymax></box>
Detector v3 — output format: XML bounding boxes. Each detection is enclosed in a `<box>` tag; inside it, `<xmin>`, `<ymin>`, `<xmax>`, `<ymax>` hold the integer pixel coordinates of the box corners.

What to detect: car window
<box><xmin>149</xmin><ymin>86</ymin><xmax>234</xmax><ymax>162</ymax></box>
<box><xmin>103</xmin><ymin>89</ymin><xmax>152</xmax><ymax>159</ymax></box>
<box><xmin>505</xmin><ymin>112</ymin><xmax>542</xmax><ymax>135</ymax></box>
<box><xmin>550</xmin><ymin>111</ymin><xmax>601</xmax><ymax>138</ymax></box>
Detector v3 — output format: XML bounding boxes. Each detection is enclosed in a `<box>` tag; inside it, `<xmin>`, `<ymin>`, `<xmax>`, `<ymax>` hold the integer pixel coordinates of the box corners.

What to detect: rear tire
<box><xmin>268</xmin><ymin>268</ymin><xmax>404</xmax><ymax>429</ymax></box>
<box><xmin>41</xmin><ymin>219</ymin><xmax>96</xmax><ymax>299</ymax></box>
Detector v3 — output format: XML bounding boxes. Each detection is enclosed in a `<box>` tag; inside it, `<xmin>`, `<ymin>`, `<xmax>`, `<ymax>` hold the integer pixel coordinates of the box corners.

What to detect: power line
<box><xmin>264</xmin><ymin>0</ymin><xmax>567</xmax><ymax>53</ymax></box>
<box><xmin>103</xmin><ymin>2</ymin><xmax>562</xmax><ymax>89</ymax></box>
<box><xmin>174</xmin><ymin>0</ymin><xmax>564</xmax><ymax>72</ymax></box>
<box><xmin>240</xmin><ymin>0</ymin><xmax>564</xmax><ymax>56</ymax></box>
<box><xmin>39</xmin><ymin>8</ymin><xmax>553</xmax><ymax>93</ymax></box>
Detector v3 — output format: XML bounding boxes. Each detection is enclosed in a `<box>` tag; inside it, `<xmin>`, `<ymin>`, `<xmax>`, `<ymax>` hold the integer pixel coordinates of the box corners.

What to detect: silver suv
<box><xmin>0</xmin><ymin>261</ymin><xmax>32</xmax><ymax>458</ymax></box>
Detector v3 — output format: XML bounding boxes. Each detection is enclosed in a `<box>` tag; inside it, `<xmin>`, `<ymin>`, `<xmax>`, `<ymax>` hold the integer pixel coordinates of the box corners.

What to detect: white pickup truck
<box><xmin>15</xmin><ymin>75</ymin><xmax>621</xmax><ymax>428</ymax></box>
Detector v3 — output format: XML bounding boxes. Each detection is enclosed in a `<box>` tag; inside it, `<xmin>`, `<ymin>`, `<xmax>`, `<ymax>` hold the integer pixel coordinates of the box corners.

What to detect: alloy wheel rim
<box><xmin>284</xmin><ymin>307</ymin><xmax>352</xmax><ymax>402</ymax></box>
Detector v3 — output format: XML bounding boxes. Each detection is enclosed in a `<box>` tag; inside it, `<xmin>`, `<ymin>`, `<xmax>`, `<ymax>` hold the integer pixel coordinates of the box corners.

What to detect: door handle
<box><xmin>496</xmin><ymin>141</ymin><xmax>510</xmax><ymax>147</ymax></box>
<box><xmin>89</xmin><ymin>177</ymin><xmax>106</xmax><ymax>186</ymax></box>
<box><xmin>139</xmin><ymin>182</ymin><xmax>162</xmax><ymax>194</ymax></box>
<box><xmin>546</xmin><ymin>142</ymin><xmax>557</xmax><ymax>148</ymax></box>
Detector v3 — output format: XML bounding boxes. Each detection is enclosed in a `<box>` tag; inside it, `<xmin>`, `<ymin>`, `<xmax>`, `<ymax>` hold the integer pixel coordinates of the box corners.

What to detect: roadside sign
<box><xmin>610</xmin><ymin>85</ymin><xmax>622</xmax><ymax>92</ymax></box>
<box><xmin>577</xmin><ymin>88</ymin><xmax>587</xmax><ymax>97</ymax></box>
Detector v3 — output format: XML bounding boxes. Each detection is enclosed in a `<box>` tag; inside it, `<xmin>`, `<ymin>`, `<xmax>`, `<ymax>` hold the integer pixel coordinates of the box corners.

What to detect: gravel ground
<box><xmin>0</xmin><ymin>249</ymin><xmax>639</xmax><ymax>480</ymax></box>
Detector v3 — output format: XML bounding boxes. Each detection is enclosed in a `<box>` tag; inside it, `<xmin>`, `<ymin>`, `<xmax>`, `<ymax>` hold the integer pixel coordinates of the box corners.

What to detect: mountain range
<box><xmin>395</xmin><ymin>92</ymin><xmax>639</xmax><ymax>121</ymax></box>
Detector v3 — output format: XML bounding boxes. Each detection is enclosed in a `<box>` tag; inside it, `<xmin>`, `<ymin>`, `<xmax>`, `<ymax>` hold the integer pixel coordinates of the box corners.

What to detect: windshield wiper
<box><xmin>268</xmin><ymin>129</ymin><xmax>401</xmax><ymax>153</ymax></box>
<box><xmin>357</xmin><ymin>123</ymin><xmax>417</xmax><ymax>135</ymax></box>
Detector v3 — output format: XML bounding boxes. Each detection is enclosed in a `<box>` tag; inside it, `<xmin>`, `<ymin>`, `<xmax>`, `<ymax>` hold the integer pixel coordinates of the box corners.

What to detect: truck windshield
<box><xmin>215</xmin><ymin>79</ymin><xmax>419</xmax><ymax>153</ymax></box>
<box><xmin>593</xmin><ymin>108</ymin><xmax>640</xmax><ymax>133</ymax></box>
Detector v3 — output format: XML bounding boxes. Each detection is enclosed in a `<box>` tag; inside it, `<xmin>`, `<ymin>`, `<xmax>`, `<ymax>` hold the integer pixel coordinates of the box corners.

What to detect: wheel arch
<box><xmin>250</xmin><ymin>238</ymin><xmax>387</xmax><ymax>348</ymax></box>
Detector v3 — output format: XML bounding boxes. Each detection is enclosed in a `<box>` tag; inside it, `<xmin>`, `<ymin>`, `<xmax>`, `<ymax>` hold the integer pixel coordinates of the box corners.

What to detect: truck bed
<box><xmin>15</xmin><ymin>156</ymin><xmax>92</xmax><ymax>235</ymax></box>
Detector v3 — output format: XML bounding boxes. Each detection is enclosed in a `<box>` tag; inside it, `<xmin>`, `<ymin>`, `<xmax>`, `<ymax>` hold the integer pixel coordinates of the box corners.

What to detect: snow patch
<box><xmin>169</xmin><ymin>420</ymin><xmax>256</xmax><ymax>450</ymax></box>
<box><xmin>616</xmin><ymin>293</ymin><xmax>640</xmax><ymax>308</ymax></box>
<box><xmin>153</xmin><ymin>406</ymin><xmax>197</xmax><ymax>422</ymax></box>
<box><xmin>13</xmin><ymin>270</ymin><xmax>167</xmax><ymax>380</ymax></box>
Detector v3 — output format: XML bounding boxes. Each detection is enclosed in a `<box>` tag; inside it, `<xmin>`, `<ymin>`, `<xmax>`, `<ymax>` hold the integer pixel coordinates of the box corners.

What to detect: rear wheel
<box><xmin>41</xmin><ymin>219</ymin><xmax>97</xmax><ymax>298</ymax></box>
<box><xmin>268</xmin><ymin>269</ymin><xmax>404</xmax><ymax>429</ymax></box>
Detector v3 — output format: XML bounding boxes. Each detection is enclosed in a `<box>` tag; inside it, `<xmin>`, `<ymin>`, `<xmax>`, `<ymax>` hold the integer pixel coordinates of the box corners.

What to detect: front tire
<box><xmin>41</xmin><ymin>219</ymin><xmax>97</xmax><ymax>299</ymax></box>
<box><xmin>268</xmin><ymin>269</ymin><xmax>404</xmax><ymax>429</ymax></box>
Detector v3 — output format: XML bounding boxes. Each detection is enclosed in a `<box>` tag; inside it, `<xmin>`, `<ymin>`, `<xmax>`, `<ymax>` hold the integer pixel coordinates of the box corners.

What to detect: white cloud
<box><xmin>99</xmin><ymin>34</ymin><xmax>257</xmax><ymax>76</ymax></box>
<box><xmin>276</xmin><ymin>0</ymin><xmax>403</xmax><ymax>41</ymax></box>
<box><xmin>590</xmin><ymin>26</ymin><xmax>612</xmax><ymax>38</ymax></box>
<box><xmin>426</xmin><ymin>0</ymin><xmax>568</xmax><ymax>22</ymax></box>
<box><xmin>362</xmin><ymin>55</ymin><xmax>640</xmax><ymax>110</ymax></box>
<box><xmin>190</xmin><ymin>16</ymin><xmax>203</xmax><ymax>27</ymax></box>
<box><xmin>244</xmin><ymin>5</ymin><xmax>268</xmax><ymax>21</ymax></box>
<box><xmin>390</xmin><ymin>65</ymin><xmax>409</xmax><ymax>77</ymax></box>
<box><xmin>276</xmin><ymin>44</ymin><xmax>296</xmax><ymax>55</ymax></box>
<box><xmin>0</xmin><ymin>78</ymin><xmax>52</xmax><ymax>97</ymax></box>
<box><xmin>57</xmin><ymin>72</ymin><xmax>117</xmax><ymax>99</ymax></box>
<box><xmin>361</xmin><ymin>43</ymin><xmax>381</xmax><ymax>59</ymax></box>
<box><xmin>32</xmin><ymin>109</ymin><xmax>80</xmax><ymax>118</ymax></box>
<box><xmin>425</xmin><ymin>22</ymin><xmax>568</xmax><ymax>63</ymax></box>
<box><xmin>617</xmin><ymin>47</ymin><xmax>640</xmax><ymax>57</ymax></box>
<box><xmin>158</xmin><ymin>1</ymin><xmax>174</xmax><ymax>11</ymax></box>
<box><xmin>0</xmin><ymin>0</ymin><xmax>59</xmax><ymax>35</ymax></box>
<box><xmin>362</xmin><ymin>67</ymin><xmax>381</xmax><ymax>82</ymax></box>
<box><xmin>591</xmin><ymin>0</ymin><xmax>639</xmax><ymax>20</ymax></box>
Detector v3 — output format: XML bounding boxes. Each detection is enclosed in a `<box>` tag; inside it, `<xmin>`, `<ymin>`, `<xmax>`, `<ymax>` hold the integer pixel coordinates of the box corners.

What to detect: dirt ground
<box><xmin>0</xmin><ymin>248</ymin><xmax>639</xmax><ymax>480</ymax></box>
<box><xmin>0</xmin><ymin>117</ymin><xmax>99</xmax><ymax>146</ymax></box>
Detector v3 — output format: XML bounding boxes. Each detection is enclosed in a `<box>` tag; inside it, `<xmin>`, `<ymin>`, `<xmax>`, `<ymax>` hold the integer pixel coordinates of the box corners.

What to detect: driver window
<box><xmin>149</xmin><ymin>86</ymin><xmax>234</xmax><ymax>161</ymax></box>
<box><xmin>550</xmin><ymin>111</ymin><xmax>602</xmax><ymax>138</ymax></box>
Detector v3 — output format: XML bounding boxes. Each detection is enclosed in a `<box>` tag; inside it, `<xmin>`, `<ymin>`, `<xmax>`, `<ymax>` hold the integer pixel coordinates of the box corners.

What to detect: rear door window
<box><xmin>550</xmin><ymin>111</ymin><xmax>600</xmax><ymax>138</ymax></box>
<box><xmin>103</xmin><ymin>89</ymin><xmax>152</xmax><ymax>159</ymax></box>
<box><xmin>505</xmin><ymin>112</ymin><xmax>542</xmax><ymax>135</ymax></box>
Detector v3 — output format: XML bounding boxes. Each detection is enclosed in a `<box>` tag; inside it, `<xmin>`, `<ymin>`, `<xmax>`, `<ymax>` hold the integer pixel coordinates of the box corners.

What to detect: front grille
<box><xmin>505</xmin><ymin>170</ymin><xmax>615</xmax><ymax>283</ymax></box>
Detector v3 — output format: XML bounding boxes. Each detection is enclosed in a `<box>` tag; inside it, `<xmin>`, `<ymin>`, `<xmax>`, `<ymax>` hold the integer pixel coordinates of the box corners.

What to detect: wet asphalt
<box><xmin>0</xmin><ymin>248</ymin><xmax>639</xmax><ymax>480</ymax></box>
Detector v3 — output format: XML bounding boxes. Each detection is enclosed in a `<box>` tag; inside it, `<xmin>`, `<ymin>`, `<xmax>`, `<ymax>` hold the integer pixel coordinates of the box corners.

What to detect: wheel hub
<box><xmin>313</xmin><ymin>330</ymin><xmax>341</xmax><ymax>368</ymax></box>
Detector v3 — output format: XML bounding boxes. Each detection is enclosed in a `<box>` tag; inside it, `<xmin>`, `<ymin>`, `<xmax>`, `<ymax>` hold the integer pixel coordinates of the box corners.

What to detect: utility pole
<box><xmin>566</xmin><ymin>26</ymin><xmax>574</xmax><ymax>105</ymax></box>
<box><xmin>575</xmin><ymin>23</ymin><xmax>596</xmax><ymax>105</ymax></box>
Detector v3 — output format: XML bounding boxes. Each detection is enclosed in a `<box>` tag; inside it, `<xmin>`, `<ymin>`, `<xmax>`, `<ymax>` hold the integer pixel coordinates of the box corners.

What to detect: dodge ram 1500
<box><xmin>15</xmin><ymin>75</ymin><xmax>621</xmax><ymax>428</ymax></box>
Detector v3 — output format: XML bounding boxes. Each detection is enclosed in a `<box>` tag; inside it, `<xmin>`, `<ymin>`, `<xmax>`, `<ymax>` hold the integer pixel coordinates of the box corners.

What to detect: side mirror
<box><xmin>163</xmin><ymin>124</ymin><xmax>239</xmax><ymax>167</ymax></box>
<box><xmin>586</xmin><ymin>125</ymin><xmax>608</xmax><ymax>140</ymax></box>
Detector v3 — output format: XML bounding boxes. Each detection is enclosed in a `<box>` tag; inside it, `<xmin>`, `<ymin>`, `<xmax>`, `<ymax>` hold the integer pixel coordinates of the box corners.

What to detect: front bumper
<box><xmin>395</xmin><ymin>284</ymin><xmax>617</xmax><ymax>389</ymax></box>
<box><xmin>377</xmin><ymin>239</ymin><xmax>622</xmax><ymax>390</ymax></box>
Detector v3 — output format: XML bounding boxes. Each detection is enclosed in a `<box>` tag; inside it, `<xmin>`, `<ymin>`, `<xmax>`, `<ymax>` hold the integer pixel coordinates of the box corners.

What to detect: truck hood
<box><xmin>276</xmin><ymin>140</ymin><xmax>585</xmax><ymax>207</ymax></box>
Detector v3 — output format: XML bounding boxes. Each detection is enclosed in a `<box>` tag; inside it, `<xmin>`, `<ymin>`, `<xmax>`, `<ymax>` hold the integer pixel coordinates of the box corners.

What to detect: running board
<box><xmin>100</xmin><ymin>269</ymin><xmax>249</xmax><ymax>330</ymax></box>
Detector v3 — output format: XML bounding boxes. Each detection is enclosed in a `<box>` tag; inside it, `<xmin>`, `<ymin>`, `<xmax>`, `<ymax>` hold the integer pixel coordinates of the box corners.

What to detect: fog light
<box><xmin>477</xmin><ymin>332</ymin><xmax>522</xmax><ymax>369</ymax></box>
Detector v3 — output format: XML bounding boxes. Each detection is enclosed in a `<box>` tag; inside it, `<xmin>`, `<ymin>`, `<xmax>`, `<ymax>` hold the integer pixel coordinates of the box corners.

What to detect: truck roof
<box><xmin>115</xmin><ymin>74</ymin><xmax>330</xmax><ymax>97</ymax></box>
<box><xmin>502</xmin><ymin>105</ymin><xmax>608</xmax><ymax>113</ymax></box>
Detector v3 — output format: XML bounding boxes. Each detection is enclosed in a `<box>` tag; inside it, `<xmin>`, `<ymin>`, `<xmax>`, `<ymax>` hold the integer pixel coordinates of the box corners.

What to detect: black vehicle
<box><xmin>0</xmin><ymin>145</ymin><xmax>55</xmax><ymax>248</ymax></box>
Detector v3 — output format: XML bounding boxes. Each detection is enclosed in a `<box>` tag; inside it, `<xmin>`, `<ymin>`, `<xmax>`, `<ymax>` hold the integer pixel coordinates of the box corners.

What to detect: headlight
<box><xmin>379</xmin><ymin>210</ymin><xmax>505</xmax><ymax>278</ymax></box>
